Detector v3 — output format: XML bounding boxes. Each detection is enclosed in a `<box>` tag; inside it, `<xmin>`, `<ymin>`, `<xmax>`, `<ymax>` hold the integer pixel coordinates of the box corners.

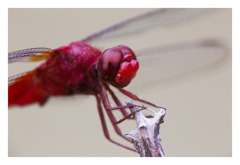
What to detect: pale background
<box><xmin>8</xmin><ymin>8</ymin><xmax>232</xmax><ymax>157</ymax></box>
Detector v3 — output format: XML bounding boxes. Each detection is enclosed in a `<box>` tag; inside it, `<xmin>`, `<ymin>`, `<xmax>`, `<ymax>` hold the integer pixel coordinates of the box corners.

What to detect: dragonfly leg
<box><xmin>114</xmin><ymin>107</ymin><xmax>147</xmax><ymax>124</ymax></box>
<box><xmin>108</xmin><ymin>87</ymin><xmax>154</xmax><ymax>122</ymax></box>
<box><xmin>102</xmin><ymin>82</ymin><xmax>154</xmax><ymax>124</ymax></box>
<box><xmin>118</xmin><ymin>88</ymin><xmax>166</xmax><ymax>110</ymax></box>
<box><xmin>99</xmin><ymin>91</ymin><xmax>133</xmax><ymax>144</ymax></box>
<box><xmin>95</xmin><ymin>94</ymin><xmax>136</xmax><ymax>152</ymax></box>
<box><xmin>98</xmin><ymin>78</ymin><xmax>151</xmax><ymax>146</ymax></box>
<box><xmin>107</xmin><ymin>87</ymin><xmax>134</xmax><ymax>119</ymax></box>
<box><xmin>98</xmin><ymin>78</ymin><xmax>142</xmax><ymax>112</ymax></box>
<box><xmin>97</xmin><ymin>79</ymin><xmax>137</xmax><ymax>141</ymax></box>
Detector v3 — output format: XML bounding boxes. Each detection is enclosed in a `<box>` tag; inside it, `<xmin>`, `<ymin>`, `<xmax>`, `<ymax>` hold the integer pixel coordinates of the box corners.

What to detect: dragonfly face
<box><xmin>97</xmin><ymin>45</ymin><xmax>139</xmax><ymax>88</ymax></box>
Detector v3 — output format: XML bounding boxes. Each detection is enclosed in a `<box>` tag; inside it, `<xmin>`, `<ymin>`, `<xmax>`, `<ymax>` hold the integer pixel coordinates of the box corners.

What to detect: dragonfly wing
<box><xmin>8</xmin><ymin>70</ymin><xmax>49</xmax><ymax>106</ymax></box>
<box><xmin>8</xmin><ymin>71</ymin><xmax>31</xmax><ymax>85</ymax></box>
<box><xmin>133</xmin><ymin>39</ymin><xmax>230</xmax><ymax>88</ymax></box>
<box><xmin>81</xmin><ymin>8</ymin><xmax>216</xmax><ymax>43</ymax></box>
<box><xmin>8</xmin><ymin>47</ymin><xmax>53</xmax><ymax>63</ymax></box>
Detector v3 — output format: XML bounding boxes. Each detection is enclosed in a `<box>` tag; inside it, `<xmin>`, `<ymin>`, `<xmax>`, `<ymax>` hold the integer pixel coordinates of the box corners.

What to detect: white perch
<box><xmin>125</xmin><ymin>100</ymin><xmax>166</xmax><ymax>157</ymax></box>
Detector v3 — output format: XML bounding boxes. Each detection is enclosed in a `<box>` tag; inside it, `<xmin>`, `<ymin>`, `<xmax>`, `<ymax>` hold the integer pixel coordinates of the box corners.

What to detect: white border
<box><xmin>1</xmin><ymin>0</ymin><xmax>238</xmax><ymax>165</ymax></box>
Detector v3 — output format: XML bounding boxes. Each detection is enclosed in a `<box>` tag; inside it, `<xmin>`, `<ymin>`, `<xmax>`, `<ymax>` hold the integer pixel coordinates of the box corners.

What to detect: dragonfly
<box><xmin>8</xmin><ymin>9</ymin><xmax>229</xmax><ymax>154</ymax></box>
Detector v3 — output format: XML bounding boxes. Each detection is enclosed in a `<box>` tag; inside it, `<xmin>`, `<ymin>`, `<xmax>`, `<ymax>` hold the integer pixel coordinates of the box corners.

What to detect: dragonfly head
<box><xmin>97</xmin><ymin>45</ymin><xmax>139</xmax><ymax>88</ymax></box>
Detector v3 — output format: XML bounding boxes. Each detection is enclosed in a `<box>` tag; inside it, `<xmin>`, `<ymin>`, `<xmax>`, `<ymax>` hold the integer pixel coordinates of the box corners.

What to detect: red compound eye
<box><xmin>97</xmin><ymin>45</ymin><xmax>139</xmax><ymax>88</ymax></box>
<box><xmin>97</xmin><ymin>48</ymin><xmax>123</xmax><ymax>82</ymax></box>
<box><xmin>118</xmin><ymin>45</ymin><xmax>136</xmax><ymax>58</ymax></box>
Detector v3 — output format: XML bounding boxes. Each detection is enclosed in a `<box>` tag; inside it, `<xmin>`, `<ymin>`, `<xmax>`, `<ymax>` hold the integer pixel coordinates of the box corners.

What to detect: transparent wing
<box><xmin>132</xmin><ymin>39</ymin><xmax>230</xmax><ymax>89</ymax></box>
<box><xmin>8</xmin><ymin>71</ymin><xmax>31</xmax><ymax>85</ymax></box>
<box><xmin>81</xmin><ymin>8</ymin><xmax>216</xmax><ymax>43</ymax></box>
<box><xmin>79</xmin><ymin>8</ymin><xmax>230</xmax><ymax>89</ymax></box>
<box><xmin>8</xmin><ymin>47</ymin><xmax>53</xmax><ymax>64</ymax></box>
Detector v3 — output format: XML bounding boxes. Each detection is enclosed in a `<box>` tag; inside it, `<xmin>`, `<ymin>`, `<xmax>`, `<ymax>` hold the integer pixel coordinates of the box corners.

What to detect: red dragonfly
<box><xmin>8</xmin><ymin>9</ymin><xmax>229</xmax><ymax>154</ymax></box>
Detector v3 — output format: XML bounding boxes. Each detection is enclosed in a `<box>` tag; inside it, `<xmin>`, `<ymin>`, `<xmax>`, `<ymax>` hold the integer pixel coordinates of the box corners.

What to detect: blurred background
<box><xmin>8</xmin><ymin>8</ymin><xmax>231</xmax><ymax>157</ymax></box>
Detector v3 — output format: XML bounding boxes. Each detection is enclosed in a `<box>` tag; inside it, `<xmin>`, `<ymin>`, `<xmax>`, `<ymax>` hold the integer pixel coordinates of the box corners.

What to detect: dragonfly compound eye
<box><xmin>97</xmin><ymin>47</ymin><xmax>124</xmax><ymax>82</ymax></box>
<box><xmin>97</xmin><ymin>45</ymin><xmax>139</xmax><ymax>88</ymax></box>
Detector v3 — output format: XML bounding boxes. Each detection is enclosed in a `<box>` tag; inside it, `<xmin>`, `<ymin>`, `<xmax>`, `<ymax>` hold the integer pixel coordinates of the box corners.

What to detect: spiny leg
<box><xmin>118</xmin><ymin>88</ymin><xmax>166</xmax><ymax>110</ymax></box>
<box><xmin>99</xmin><ymin>91</ymin><xmax>133</xmax><ymax>143</ymax></box>
<box><xmin>114</xmin><ymin>107</ymin><xmax>147</xmax><ymax>124</ymax></box>
<box><xmin>95</xmin><ymin>94</ymin><xmax>136</xmax><ymax>152</ymax></box>
<box><xmin>98</xmin><ymin>78</ymin><xmax>142</xmax><ymax>111</ymax></box>
<box><xmin>102</xmin><ymin>83</ymin><xmax>154</xmax><ymax>124</ymax></box>
<box><xmin>98</xmin><ymin>78</ymin><xmax>137</xmax><ymax>143</ymax></box>
<box><xmin>107</xmin><ymin>87</ymin><xmax>154</xmax><ymax>122</ymax></box>
<box><xmin>107</xmin><ymin>86</ymin><xmax>134</xmax><ymax>119</ymax></box>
